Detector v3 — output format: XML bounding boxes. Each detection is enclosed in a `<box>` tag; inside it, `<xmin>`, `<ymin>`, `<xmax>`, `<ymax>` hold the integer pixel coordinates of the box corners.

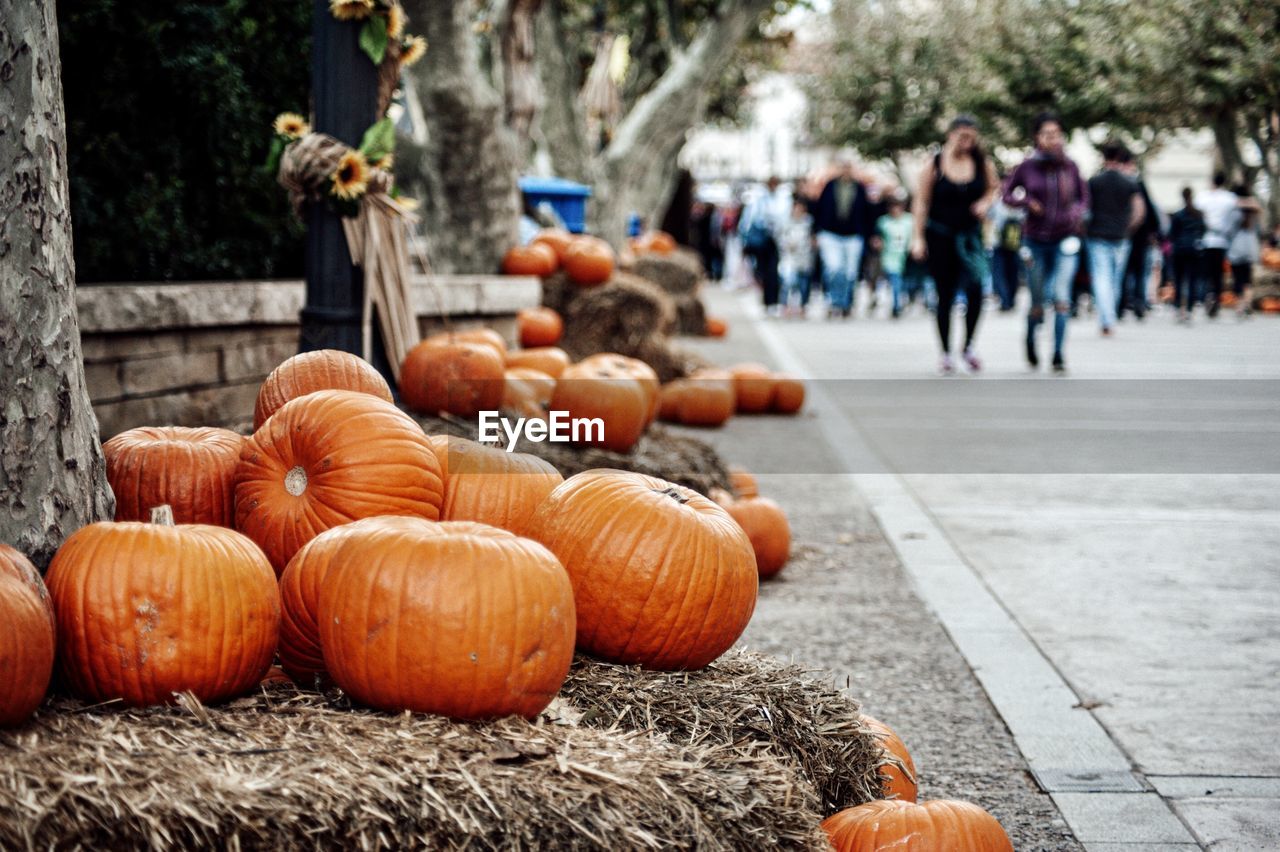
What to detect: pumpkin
<box><xmin>503</xmin><ymin>367</ymin><xmax>556</xmax><ymax>419</ymax></box>
<box><xmin>821</xmin><ymin>800</ymin><xmax>1013</xmax><ymax>852</ymax></box>
<box><xmin>235</xmin><ymin>390</ymin><xmax>444</xmax><ymax>573</ymax></box>
<box><xmin>400</xmin><ymin>339</ymin><xmax>506</xmax><ymax>418</ymax></box>
<box><xmin>45</xmin><ymin>507</ymin><xmax>280</xmax><ymax>706</ymax></box>
<box><xmin>729</xmin><ymin>466</ymin><xmax>759</xmax><ymax>499</ymax></box>
<box><xmin>502</xmin><ymin>242</ymin><xmax>559</xmax><ymax>277</ymax></box>
<box><xmin>551</xmin><ymin>356</ymin><xmax>655</xmax><ymax>453</ymax></box>
<box><xmin>1260</xmin><ymin>296</ymin><xmax>1280</xmax><ymax>314</ymax></box>
<box><xmin>707</xmin><ymin>487</ymin><xmax>735</xmax><ymax>508</ymax></box>
<box><xmin>318</xmin><ymin>519</ymin><xmax>576</xmax><ymax>719</ymax></box>
<box><xmin>506</xmin><ymin>345</ymin><xmax>571</xmax><ymax>378</ymax></box>
<box><xmin>730</xmin><ymin>363</ymin><xmax>776</xmax><ymax>413</ymax></box>
<box><xmin>527</xmin><ymin>470</ymin><xmax>757</xmax><ymax>669</ymax></box>
<box><xmin>517</xmin><ymin>306</ymin><xmax>565</xmax><ymax>348</ymax></box>
<box><xmin>260</xmin><ymin>666</ymin><xmax>293</xmax><ymax>687</ymax></box>
<box><xmin>103</xmin><ymin>426</ymin><xmax>243</xmax><ymax>526</ymax></box>
<box><xmin>657</xmin><ymin>381</ymin><xmax>686</xmax><ymax>422</ymax></box>
<box><xmin>254</xmin><ymin>349</ymin><xmax>393</xmax><ymax>429</ymax></box>
<box><xmin>426</xmin><ymin>436</ymin><xmax>563</xmax><ymax>535</ymax></box>
<box><xmin>531</xmin><ymin>228</ymin><xmax>575</xmax><ymax>262</ymax></box>
<box><xmin>675</xmin><ymin>369</ymin><xmax>736</xmax><ymax>427</ymax></box>
<box><xmin>1221</xmin><ymin>291</ymin><xmax>1239</xmax><ymax>307</ymax></box>
<box><xmin>1261</xmin><ymin>246</ymin><xmax>1280</xmax><ymax>270</ymax></box>
<box><xmin>580</xmin><ymin>353</ymin><xmax>660</xmax><ymax>424</ymax></box>
<box><xmin>277</xmin><ymin>516</ymin><xmax>421</xmax><ymax>685</ymax></box>
<box><xmin>423</xmin><ymin>327</ymin><xmax>508</xmax><ymax>358</ymax></box>
<box><xmin>724</xmin><ymin>497</ymin><xmax>791</xmax><ymax>578</ymax></box>
<box><xmin>0</xmin><ymin>545</ymin><xmax>55</xmax><ymax>726</ymax></box>
<box><xmin>705</xmin><ymin>316</ymin><xmax>728</xmax><ymax>337</ymax></box>
<box><xmin>563</xmin><ymin>236</ymin><xmax>616</xmax><ymax>287</ymax></box>
<box><xmin>632</xmin><ymin>230</ymin><xmax>678</xmax><ymax>255</ymax></box>
<box><xmin>772</xmin><ymin>373</ymin><xmax>805</xmax><ymax>414</ymax></box>
<box><xmin>861</xmin><ymin>715</ymin><xmax>918</xmax><ymax>801</ymax></box>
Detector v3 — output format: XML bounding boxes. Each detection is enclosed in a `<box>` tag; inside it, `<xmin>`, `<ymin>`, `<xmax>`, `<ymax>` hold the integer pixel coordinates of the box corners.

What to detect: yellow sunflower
<box><xmin>387</xmin><ymin>3</ymin><xmax>406</xmax><ymax>39</ymax></box>
<box><xmin>329</xmin><ymin>0</ymin><xmax>374</xmax><ymax>21</ymax></box>
<box><xmin>273</xmin><ymin>112</ymin><xmax>310</xmax><ymax>139</ymax></box>
<box><xmin>331</xmin><ymin>150</ymin><xmax>371</xmax><ymax>201</ymax></box>
<box><xmin>394</xmin><ymin>195</ymin><xmax>420</xmax><ymax>212</ymax></box>
<box><xmin>400</xmin><ymin>36</ymin><xmax>427</xmax><ymax>67</ymax></box>
<box><xmin>371</xmin><ymin>152</ymin><xmax>394</xmax><ymax>170</ymax></box>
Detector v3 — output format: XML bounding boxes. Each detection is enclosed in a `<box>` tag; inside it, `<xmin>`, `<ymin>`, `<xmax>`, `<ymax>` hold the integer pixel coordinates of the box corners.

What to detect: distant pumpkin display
<box><xmin>517</xmin><ymin>307</ymin><xmax>565</xmax><ymax>348</ymax></box>
<box><xmin>562</xmin><ymin>236</ymin><xmax>616</xmax><ymax>287</ymax></box>
<box><xmin>502</xmin><ymin>243</ymin><xmax>559</xmax><ymax>277</ymax></box>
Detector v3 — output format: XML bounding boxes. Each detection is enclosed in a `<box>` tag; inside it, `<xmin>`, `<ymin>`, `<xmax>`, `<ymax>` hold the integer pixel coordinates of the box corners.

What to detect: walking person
<box><xmin>778</xmin><ymin>198</ymin><xmax>815</xmax><ymax>317</ymax></box>
<box><xmin>1002</xmin><ymin>113</ymin><xmax>1089</xmax><ymax>373</ymax></box>
<box><xmin>1228</xmin><ymin>184</ymin><xmax>1263</xmax><ymax>318</ymax></box>
<box><xmin>1119</xmin><ymin>162</ymin><xmax>1164</xmax><ymax>320</ymax></box>
<box><xmin>1195</xmin><ymin>172</ymin><xmax>1238</xmax><ymax>318</ymax></box>
<box><xmin>1168</xmin><ymin>188</ymin><xmax>1206</xmax><ymax>323</ymax></box>
<box><xmin>876</xmin><ymin>190</ymin><xmax>914</xmax><ymax>319</ymax></box>
<box><xmin>814</xmin><ymin>157</ymin><xmax>874</xmax><ymax>319</ymax></box>
<box><xmin>1085</xmin><ymin>141</ymin><xmax>1145</xmax><ymax>337</ymax></box>
<box><xmin>989</xmin><ymin>198</ymin><xmax>1025</xmax><ymax>311</ymax></box>
<box><xmin>739</xmin><ymin>177</ymin><xmax>791</xmax><ymax>315</ymax></box>
<box><xmin>910</xmin><ymin>115</ymin><xmax>999</xmax><ymax>374</ymax></box>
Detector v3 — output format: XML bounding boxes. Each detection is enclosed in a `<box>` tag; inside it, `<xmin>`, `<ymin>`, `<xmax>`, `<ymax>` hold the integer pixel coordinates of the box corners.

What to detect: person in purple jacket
<box><xmin>1002</xmin><ymin>113</ymin><xmax>1090</xmax><ymax>373</ymax></box>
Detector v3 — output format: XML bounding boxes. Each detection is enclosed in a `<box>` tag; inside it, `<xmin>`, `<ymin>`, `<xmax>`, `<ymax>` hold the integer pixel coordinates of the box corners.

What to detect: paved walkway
<box><xmin>688</xmin><ymin>287</ymin><xmax>1280</xmax><ymax>850</ymax></box>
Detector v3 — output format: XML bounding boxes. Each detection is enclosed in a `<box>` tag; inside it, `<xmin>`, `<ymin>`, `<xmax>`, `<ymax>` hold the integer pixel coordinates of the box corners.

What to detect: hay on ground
<box><xmin>672</xmin><ymin>293</ymin><xmax>708</xmax><ymax>336</ymax></box>
<box><xmin>560</xmin><ymin>273</ymin><xmax>676</xmax><ymax>362</ymax></box>
<box><xmin>629</xmin><ymin>251</ymin><xmax>705</xmax><ymax>297</ymax></box>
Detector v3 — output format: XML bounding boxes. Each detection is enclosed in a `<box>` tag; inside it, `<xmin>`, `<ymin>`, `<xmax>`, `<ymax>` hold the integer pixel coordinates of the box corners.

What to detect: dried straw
<box><xmin>629</xmin><ymin>251</ymin><xmax>704</xmax><ymax>297</ymax></box>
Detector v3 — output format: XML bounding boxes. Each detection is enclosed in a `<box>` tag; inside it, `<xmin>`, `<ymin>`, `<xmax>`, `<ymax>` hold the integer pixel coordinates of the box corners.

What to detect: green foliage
<box><xmin>58</xmin><ymin>0</ymin><xmax>311</xmax><ymax>282</ymax></box>
<box><xmin>359</xmin><ymin>14</ymin><xmax>388</xmax><ymax>65</ymax></box>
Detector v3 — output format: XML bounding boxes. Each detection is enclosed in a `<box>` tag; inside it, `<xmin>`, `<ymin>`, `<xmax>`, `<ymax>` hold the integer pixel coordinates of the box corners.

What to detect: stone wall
<box><xmin>79</xmin><ymin>276</ymin><xmax>540</xmax><ymax>438</ymax></box>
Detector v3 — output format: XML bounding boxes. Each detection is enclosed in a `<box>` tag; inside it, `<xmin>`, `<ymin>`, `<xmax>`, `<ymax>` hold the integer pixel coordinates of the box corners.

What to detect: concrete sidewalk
<box><xmin>683</xmin><ymin>286</ymin><xmax>1280</xmax><ymax>850</ymax></box>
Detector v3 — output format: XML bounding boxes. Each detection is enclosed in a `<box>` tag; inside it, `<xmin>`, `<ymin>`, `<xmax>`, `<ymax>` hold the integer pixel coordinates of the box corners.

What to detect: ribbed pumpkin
<box><xmin>861</xmin><ymin>714</ymin><xmax>918</xmax><ymax>802</ymax></box>
<box><xmin>659</xmin><ymin>369</ymin><xmax>735</xmax><ymax>427</ymax></box>
<box><xmin>772</xmin><ymin>373</ymin><xmax>805</xmax><ymax>414</ymax></box>
<box><xmin>517</xmin><ymin>307</ymin><xmax>565</xmax><ymax>348</ymax></box>
<box><xmin>502</xmin><ymin>243</ymin><xmax>559</xmax><ymax>277</ymax></box>
<box><xmin>0</xmin><ymin>545</ymin><xmax>55</xmax><ymax>726</ymax></box>
<box><xmin>821</xmin><ymin>800</ymin><xmax>1013</xmax><ymax>852</ymax></box>
<box><xmin>506</xmin><ymin>345</ymin><xmax>571</xmax><ymax>378</ymax></box>
<box><xmin>277</xmin><ymin>516</ymin><xmax>420</xmax><ymax>685</ymax></box>
<box><xmin>503</xmin><ymin>367</ymin><xmax>556</xmax><ymax>419</ymax></box>
<box><xmin>426</xmin><ymin>436</ymin><xmax>563</xmax><ymax>536</ymax></box>
<box><xmin>730</xmin><ymin>363</ymin><xmax>777</xmax><ymax>413</ymax></box>
<box><xmin>44</xmin><ymin>509</ymin><xmax>280</xmax><ymax>706</ymax></box>
<box><xmin>531</xmin><ymin>228</ymin><xmax>574</xmax><ymax>262</ymax></box>
<box><xmin>104</xmin><ymin>426</ymin><xmax>243</xmax><ymax>526</ymax></box>
<box><xmin>400</xmin><ymin>340</ymin><xmax>506</xmax><ymax>418</ymax></box>
<box><xmin>527</xmin><ymin>470</ymin><xmax>757</xmax><ymax>670</ymax></box>
<box><xmin>563</xmin><ymin>236</ymin><xmax>616</xmax><ymax>287</ymax></box>
<box><xmin>235</xmin><ymin>390</ymin><xmax>444</xmax><ymax>573</ymax></box>
<box><xmin>317</xmin><ymin>519</ymin><xmax>576</xmax><ymax>719</ymax></box>
<box><xmin>254</xmin><ymin>349</ymin><xmax>393</xmax><ymax>429</ymax></box>
<box><xmin>423</xmin><ymin>327</ymin><xmax>509</xmax><ymax>358</ymax></box>
<box><xmin>580</xmin><ymin>353</ymin><xmax>661</xmax><ymax>424</ymax></box>
<box><xmin>724</xmin><ymin>496</ymin><xmax>791</xmax><ymax>579</ymax></box>
<box><xmin>729</xmin><ymin>466</ymin><xmax>759</xmax><ymax>498</ymax></box>
<box><xmin>550</xmin><ymin>356</ymin><xmax>656</xmax><ymax>453</ymax></box>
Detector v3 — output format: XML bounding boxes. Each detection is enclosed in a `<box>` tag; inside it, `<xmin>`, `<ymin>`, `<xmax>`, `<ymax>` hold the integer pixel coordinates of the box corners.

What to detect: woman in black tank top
<box><xmin>911</xmin><ymin>116</ymin><xmax>1000</xmax><ymax>374</ymax></box>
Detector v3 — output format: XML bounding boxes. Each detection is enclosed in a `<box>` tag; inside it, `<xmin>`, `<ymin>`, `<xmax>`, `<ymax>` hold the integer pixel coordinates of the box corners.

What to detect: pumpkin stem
<box><xmin>149</xmin><ymin>505</ymin><xmax>176</xmax><ymax>526</ymax></box>
<box><xmin>285</xmin><ymin>465</ymin><xmax>308</xmax><ymax>496</ymax></box>
<box><xmin>657</xmin><ymin>486</ymin><xmax>691</xmax><ymax>505</ymax></box>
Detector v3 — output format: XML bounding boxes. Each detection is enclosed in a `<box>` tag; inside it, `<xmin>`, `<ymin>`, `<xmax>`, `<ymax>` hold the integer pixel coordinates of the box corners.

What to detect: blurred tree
<box><xmin>58</xmin><ymin>0</ymin><xmax>311</xmax><ymax>281</ymax></box>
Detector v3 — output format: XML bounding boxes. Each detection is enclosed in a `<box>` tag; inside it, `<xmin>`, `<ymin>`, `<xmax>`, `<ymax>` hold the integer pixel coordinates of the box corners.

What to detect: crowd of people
<box><xmin>683</xmin><ymin>112</ymin><xmax>1275</xmax><ymax>375</ymax></box>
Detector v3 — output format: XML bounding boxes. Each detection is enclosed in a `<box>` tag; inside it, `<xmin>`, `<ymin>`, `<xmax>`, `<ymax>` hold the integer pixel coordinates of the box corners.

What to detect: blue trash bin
<box><xmin>519</xmin><ymin>176</ymin><xmax>592</xmax><ymax>234</ymax></box>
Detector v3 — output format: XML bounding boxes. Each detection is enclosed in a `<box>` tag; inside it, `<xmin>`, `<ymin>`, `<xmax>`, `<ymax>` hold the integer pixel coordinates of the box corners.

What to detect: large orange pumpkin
<box><xmin>506</xmin><ymin>345</ymin><xmax>571</xmax><ymax>378</ymax></box>
<box><xmin>550</xmin><ymin>356</ymin><xmax>655</xmax><ymax>453</ymax></box>
<box><xmin>44</xmin><ymin>509</ymin><xmax>280</xmax><ymax>706</ymax></box>
<box><xmin>318</xmin><ymin>519</ymin><xmax>576</xmax><ymax>719</ymax></box>
<box><xmin>0</xmin><ymin>545</ymin><xmax>55</xmax><ymax>726</ymax></box>
<box><xmin>563</xmin><ymin>236</ymin><xmax>616</xmax><ymax>287</ymax></box>
<box><xmin>254</xmin><ymin>349</ymin><xmax>393</xmax><ymax>429</ymax></box>
<box><xmin>531</xmin><ymin>228</ymin><xmax>574</xmax><ymax>262</ymax></box>
<box><xmin>724</xmin><ymin>497</ymin><xmax>791</xmax><ymax>579</ymax></box>
<box><xmin>422</xmin><ymin>327</ymin><xmax>509</xmax><ymax>358</ymax></box>
<box><xmin>822</xmin><ymin>800</ymin><xmax>1013</xmax><ymax>852</ymax></box>
<box><xmin>277</xmin><ymin>516</ymin><xmax>420</xmax><ymax>686</ymax></box>
<box><xmin>426</xmin><ymin>436</ymin><xmax>563</xmax><ymax>536</ymax></box>
<box><xmin>772</xmin><ymin>373</ymin><xmax>805</xmax><ymax>414</ymax></box>
<box><xmin>400</xmin><ymin>339</ymin><xmax>506</xmax><ymax>418</ymax></box>
<box><xmin>527</xmin><ymin>470</ymin><xmax>757</xmax><ymax>670</ymax></box>
<box><xmin>517</xmin><ymin>307</ymin><xmax>565</xmax><ymax>348</ymax></box>
<box><xmin>235</xmin><ymin>390</ymin><xmax>444</xmax><ymax>573</ymax></box>
<box><xmin>104</xmin><ymin>426</ymin><xmax>243</xmax><ymax>526</ymax></box>
<box><xmin>730</xmin><ymin>363</ymin><xmax>777</xmax><ymax>413</ymax></box>
<box><xmin>861</xmin><ymin>714</ymin><xmax>918</xmax><ymax>802</ymax></box>
<box><xmin>729</xmin><ymin>466</ymin><xmax>759</xmax><ymax>499</ymax></box>
<box><xmin>502</xmin><ymin>242</ymin><xmax>559</xmax><ymax>277</ymax></box>
<box><xmin>503</xmin><ymin>367</ymin><xmax>556</xmax><ymax>419</ymax></box>
<box><xmin>580</xmin><ymin>353</ymin><xmax>660</xmax><ymax>424</ymax></box>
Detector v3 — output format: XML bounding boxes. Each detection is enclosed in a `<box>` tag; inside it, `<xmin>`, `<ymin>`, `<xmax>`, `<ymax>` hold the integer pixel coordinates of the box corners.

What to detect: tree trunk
<box><xmin>1</xmin><ymin>0</ymin><xmax>114</xmax><ymax>568</ymax></box>
<box><xmin>398</xmin><ymin>0</ymin><xmax>521</xmax><ymax>273</ymax></box>
<box><xmin>533</xmin><ymin>0</ymin><xmax>595</xmax><ymax>184</ymax></box>
<box><xmin>1245</xmin><ymin>109</ymin><xmax>1280</xmax><ymax>229</ymax></box>
<box><xmin>1211</xmin><ymin>109</ymin><xmax>1246</xmax><ymax>183</ymax></box>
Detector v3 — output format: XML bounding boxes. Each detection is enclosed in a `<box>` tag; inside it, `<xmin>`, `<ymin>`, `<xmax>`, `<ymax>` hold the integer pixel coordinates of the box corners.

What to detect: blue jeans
<box><xmin>1025</xmin><ymin>238</ymin><xmax>1081</xmax><ymax>358</ymax></box>
<box><xmin>990</xmin><ymin>247</ymin><xmax>1022</xmax><ymax>310</ymax></box>
<box><xmin>784</xmin><ymin>270</ymin><xmax>812</xmax><ymax>307</ymax></box>
<box><xmin>1086</xmin><ymin>238</ymin><xmax>1130</xmax><ymax>330</ymax></box>
<box><xmin>886</xmin><ymin>271</ymin><xmax>905</xmax><ymax>314</ymax></box>
<box><xmin>817</xmin><ymin>232</ymin><xmax>865</xmax><ymax>311</ymax></box>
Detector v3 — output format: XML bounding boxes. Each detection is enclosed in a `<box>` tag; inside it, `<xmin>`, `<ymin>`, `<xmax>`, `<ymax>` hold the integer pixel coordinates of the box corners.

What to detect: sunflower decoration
<box><xmin>400</xmin><ymin>35</ymin><xmax>427</xmax><ymax>68</ymax></box>
<box><xmin>331</xmin><ymin>150</ymin><xmax>371</xmax><ymax>203</ymax></box>
<box><xmin>330</xmin><ymin>0</ymin><xmax>374</xmax><ymax>21</ymax></box>
<box><xmin>272</xmin><ymin>112</ymin><xmax>310</xmax><ymax>140</ymax></box>
<box><xmin>386</xmin><ymin>3</ymin><xmax>406</xmax><ymax>39</ymax></box>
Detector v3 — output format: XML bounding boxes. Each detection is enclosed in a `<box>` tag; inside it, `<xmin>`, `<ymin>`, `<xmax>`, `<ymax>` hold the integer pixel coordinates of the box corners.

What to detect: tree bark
<box><xmin>1</xmin><ymin>0</ymin><xmax>114</xmax><ymax>568</ymax></box>
<box><xmin>398</xmin><ymin>0</ymin><xmax>521</xmax><ymax>273</ymax></box>
<box><xmin>533</xmin><ymin>0</ymin><xmax>595</xmax><ymax>184</ymax></box>
<box><xmin>1211</xmin><ymin>109</ymin><xmax>1246</xmax><ymax>183</ymax></box>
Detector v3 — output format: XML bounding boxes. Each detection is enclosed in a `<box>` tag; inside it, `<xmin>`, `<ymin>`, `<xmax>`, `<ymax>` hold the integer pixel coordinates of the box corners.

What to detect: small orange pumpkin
<box><xmin>517</xmin><ymin>306</ymin><xmax>565</xmax><ymax>347</ymax></box>
<box><xmin>254</xmin><ymin>349</ymin><xmax>393</xmax><ymax>429</ymax></box>
<box><xmin>705</xmin><ymin>316</ymin><xmax>728</xmax><ymax>337</ymax></box>
<box><xmin>0</xmin><ymin>545</ymin><xmax>55</xmax><ymax>726</ymax></box>
<box><xmin>551</xmin><ymin>355</ymin><xmax>657</xmax><ymax>453</ymax></box>
<box><xmin>104</xmin><ymin>426</ymin><xmax>243</xmax><ymax>526</ymax></box>
<box><xmin>724</xmin><ymin>497</ymin><xmax>791</xmax><ymax>578</ymax></box>
<box><xmin>531</xmin><ymin>228</ymin><xmax>575</xmax><ymax>263</ymax></box>
<box><xmin>677</xmin><ymin>369</ymin><xmax>736</xmax><ymax>427</ymax></box>
<box><xmin>563</xmin><ymin>236</ymin><xmax>616</xmax><ymax>287</ymax></box>
<box><xmin>318</xmin><ymin>519</ymin><xmax>577</xmax><ymax>719</ymax></box>
<box><xmin>527</xmin><ymin>470</ymin><xmax>758</xmax><ymax>670</ymax></box>
<box><xmin>400</xmin><ymin>339</ymin><xmax>506</xmax><ymax>418</ymax></box>
<box><xmin>730</xmin><ymin>363</ymin><xmax>777</xmax><ymax>413</ymax></box>
<box><xmin>632</xmin><ymin>230</ymin><xmax>678</xmax><ymax>255</ymax></box>
<box><xmin>503</xmin><ymin>367</ymin><xmax>556</xmax><ymax>419</ymax></box>
<box><xmin>822</xmin><ymin>800</ymin><xmax>1012</xmax><ymax>852</ymax></box>
<box><xmin>772</xmin><ymin>373</ymin><xmax>805</xmax><ymax>414</ymax></box>
<box><xmin>506</xmin><ymin>346</ymin><xmax>571</xmax><ymax>378</ymax></box>
<box><xmin>861</xmin><ymin>714</ymin><xmax>918</xmax><ymax>802</ymax></box>
<box><xmin>426</xmin><ymin>436</ymin><xmax>563</xmax><ymax>536</ymax></box>
<box><xmin>502</xmin><ymin>242</ymin><xmax>559</xmax><ymax>277</ymax></box>
<box><xmin>1260</xmin><ymin>296</ymin><xmax>1280</xmax><ymax>313</ymax></box>
<box><xmin>729</xmin><ymin>466</ymin><xmax>759</xmax><ymax>499</ymax></box>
